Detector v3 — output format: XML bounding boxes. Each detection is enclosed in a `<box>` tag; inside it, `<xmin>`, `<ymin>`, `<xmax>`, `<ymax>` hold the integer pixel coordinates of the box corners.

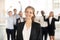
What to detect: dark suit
<box><xmin>43</xmin><ymin>16</ymin><xmax>60</xmax><ymax>36</ymax></box>
<box><xmin>16</xmin><ymin>18</ymin><xmax>21</xmax><ymax>26</ymax></box>
<box><xmin>15</xmin><ymin>17</ymin><xmax>24</xmax><ymax>39</ymax></box>
<box><xmin>17</xmin><ymin>21</ymin><xmax>42</xmax><ymax>40</ymax></box>
<box><xmin>14</xmin><ymin>18</ymin><xmax>21</xmax><ymax>39</ymax></box>
<box><xmin>16</xmin><ymin>17</ymin><xmax>25</xmax><ymax>29</ymax></box>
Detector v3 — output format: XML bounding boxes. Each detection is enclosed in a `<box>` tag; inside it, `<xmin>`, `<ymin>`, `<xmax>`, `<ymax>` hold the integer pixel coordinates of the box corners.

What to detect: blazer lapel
<box><xmin>22</xmin><ymin>22</ymin><xmax>36</xmax><ymax>40</ymax></box>
<box><xmin>21</xmin><ymin>21</ymin><xmax>25</xmax><ymax>30</ymax></box>
<box><xmin>29</xmin><ymin>22</ymin><xmax>33</xmax><ymax>40</ymax></box>
<box><xmin>21</xmin><ymin>22</ymin><xmax>25</xmax><ymax>40</ymax></box>
<box><xmin>18</xmin><ymin>18</ymin><xmax>21</xmax><ymax>23</ymax></box>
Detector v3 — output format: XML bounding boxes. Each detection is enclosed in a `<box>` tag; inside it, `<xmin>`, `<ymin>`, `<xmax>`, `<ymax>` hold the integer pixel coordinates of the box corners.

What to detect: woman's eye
<box><xmin>30</xmin><ymin>12</ymin><xmax>32</xmax><ymax>14</ymax></box>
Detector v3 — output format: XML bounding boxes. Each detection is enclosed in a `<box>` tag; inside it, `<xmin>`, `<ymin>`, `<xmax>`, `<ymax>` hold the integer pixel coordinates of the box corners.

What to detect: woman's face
<box><xmin>25</xmin><ymin>8</ymin><xmax>34</xmax><ymax>19</ymax></box>
<box><xmin>19</xmin><ymin>12</ymin><xmax>22</xmax><ymax>17</ymax></box>
<box><xmin>49</xmin><ymin>12</ymin><xmax>54</xmax><ymax>17</ymax></box>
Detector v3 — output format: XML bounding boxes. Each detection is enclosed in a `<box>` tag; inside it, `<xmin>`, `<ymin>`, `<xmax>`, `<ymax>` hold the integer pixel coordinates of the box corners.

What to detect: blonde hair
<box><xmin>25</xmin><ymin>6</ymin><xmax>35</xmax><ymax>21</ymax></box>
<box><xmin>48</xmin><ymin>11</ymin><xmax>54</xmax><ymax>18</ymax></box>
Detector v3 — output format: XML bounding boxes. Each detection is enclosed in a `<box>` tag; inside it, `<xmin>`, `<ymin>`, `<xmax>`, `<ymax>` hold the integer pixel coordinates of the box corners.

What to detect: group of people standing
<box><xmin>6</xmin><ymin>6</ymin><xmax>60</xmax><ymax>40</ymax></box>
<box><xmin>6</xmin><ymin>8</ymin><xmax>24</xmax><ymax>40</ymax></box>
<box><xmin>35</xmin><ymin>10</ymin><xmax>60</xmax><ymax>40</ymax></box>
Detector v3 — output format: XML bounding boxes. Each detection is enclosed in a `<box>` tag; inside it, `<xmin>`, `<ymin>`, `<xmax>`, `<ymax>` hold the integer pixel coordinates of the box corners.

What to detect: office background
<box><xmin>0</xmin><ymin>0</ymin><xmax>60</xmax><ymax>40</ymax></box>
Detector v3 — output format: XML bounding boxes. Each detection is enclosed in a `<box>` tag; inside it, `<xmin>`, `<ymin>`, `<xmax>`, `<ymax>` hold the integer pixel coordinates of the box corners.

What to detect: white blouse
<box><xmin>22</xmin><ymin>24</ymin><xmax>31</xmax><ymax>40</ymax></box>
<box><xmin>49</xmin><ymin>17</ymin><xmax>53</xmax><ymax>24</ymax></box>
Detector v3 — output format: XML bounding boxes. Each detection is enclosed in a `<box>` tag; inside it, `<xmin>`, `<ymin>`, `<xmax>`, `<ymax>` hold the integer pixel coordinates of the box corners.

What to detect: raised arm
<box><xmin>18</xmin><ymin>1</ymin><xmax>22</xmax><ymax>12</ymax></box>
<box><xmin>54</xmin><ymin>14</ymin><xmax>60</xmax><ymax>21</ymax></box>
<box><xmin>43</xmin><ymin>16</ymin><xmax>48</xmax><ymax>21</ymax></box>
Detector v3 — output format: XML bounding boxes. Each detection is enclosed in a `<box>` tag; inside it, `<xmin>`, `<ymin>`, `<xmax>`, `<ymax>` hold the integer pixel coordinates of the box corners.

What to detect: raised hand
<box><xmin>37</xmin><ymin>11</ymin><xmax>39</xmax><ymax>14</ymax></box>
<box><xmin>58</xmin><ymin>14</ymin><xmax>60</xmax><ymax>16</ymax></box>
<box><xmin>18</xmin><ymin>1</ymin><xmax>21</xmax><ymax>4</ymax></box>
<box><xmin>10</xmin><ymin>6</ymin><xmax>12</xmax><ymax>8</ymax></box>
<box><xmin>18</xmin><ymin>1</ymin><xmax>22</xmax><ymax>12</ymax></box>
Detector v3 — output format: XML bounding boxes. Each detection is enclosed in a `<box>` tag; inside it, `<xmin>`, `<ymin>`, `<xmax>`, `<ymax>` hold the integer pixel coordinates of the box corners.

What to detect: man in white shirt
<box><xmin>13</xmin><ymin>9</ymin><xmax>19</xmax><ymax>40</ymax></box>
<box><xmin>34</xmin><ymin>10</ymin><xmax>48</xmax><ymax>40</ymax></box>
<box><xmin>6</xmin><ymin>11</ymin><xmax>14</xmax><ymax>40</ymax></box>
<box><xmin>16</xmin><ymin>11</ymin><xmax>24</xmax><ymax>26</ymax></box>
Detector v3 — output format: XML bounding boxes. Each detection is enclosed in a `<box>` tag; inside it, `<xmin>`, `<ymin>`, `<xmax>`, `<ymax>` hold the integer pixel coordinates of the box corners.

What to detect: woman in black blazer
<box><xmin>43</xmin><ymin>11</ymin><xmax>60</xmax><ymax>40</ymax></box>
<box><xmin>17</xmin><ymin>6</ymin><xmax>42</xmax><ymax>40</ymax></box>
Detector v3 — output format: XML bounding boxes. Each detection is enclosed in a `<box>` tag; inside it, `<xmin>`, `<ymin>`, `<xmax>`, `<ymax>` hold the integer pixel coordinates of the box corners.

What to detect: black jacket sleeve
<box><xmin>38</xmin><ymin>24</ymin><xmax>42</xmax><ymax>40</ymax></box>
<box><xmin>54</xmin><ymin>16</ymin><xmax>60</xmax><ymax>21</ymax></box>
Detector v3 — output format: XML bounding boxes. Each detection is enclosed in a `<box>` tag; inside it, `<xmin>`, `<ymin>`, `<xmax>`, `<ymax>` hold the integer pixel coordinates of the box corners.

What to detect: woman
<box><xmin>43</xmin><ymin>11</ymin><xmax>60</xmax><ymax>40</ymax></box>
<box><xmin>17</xmin><ymin>6</ymin><xmax>42</xmax><ymax>40</ymax></box>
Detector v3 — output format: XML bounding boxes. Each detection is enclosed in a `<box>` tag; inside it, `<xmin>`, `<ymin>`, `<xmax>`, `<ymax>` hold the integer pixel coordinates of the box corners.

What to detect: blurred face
<box><xmin>13</xmin><ymin>9</ymin><xmax>17</xmax><ymax>14</ymax></box>
<box><xmin>19</xmin><ymin>12</ymin><xmax>22</xmax><ymax>17</ymax></box>
<box><xmin>41</xmin><ymin>11</ymin><xmax>44</xmax><ymax>16</ymax></box>
<box><xmin>25</xmin><ymin>8</ymin><xmax>34</xmax><ymax>19</ymax></box>
<box><xmin>8</xmin><ymin>11</ymin><xmax>12</xmax><ymax>16</ymax></box>
<box><xmin>49</xmin><ymin>12</ymin><xmax>54</xmax><ymax>17</ymax></box>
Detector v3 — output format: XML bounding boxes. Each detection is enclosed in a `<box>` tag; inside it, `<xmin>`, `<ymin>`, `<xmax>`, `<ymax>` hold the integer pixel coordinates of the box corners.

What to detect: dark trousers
<box><xmin>41</xmin><ymin>27</ymin><xmax>48</xmax><ymax>40</ymax></box>
<box><xmin>6</xmin><ymin>29</ymin><xmax>14</xmax><ymax>40</ymax></box>
<box><xmin>14</xmin><ymin>25</ymin><xmax>17</xmax><ymax>39</ymax></box>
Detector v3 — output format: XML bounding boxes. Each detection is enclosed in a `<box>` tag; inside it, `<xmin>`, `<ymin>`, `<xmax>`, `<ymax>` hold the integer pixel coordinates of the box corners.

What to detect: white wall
<box><xmin>0</xmin><ymin>0</ymin><xmax>59</xmax><ymax>40</ymax></box>
<box><xmin>5</xmin><ymin>0</ymin><xmax>53</xmax><ymax>15</ymax></box>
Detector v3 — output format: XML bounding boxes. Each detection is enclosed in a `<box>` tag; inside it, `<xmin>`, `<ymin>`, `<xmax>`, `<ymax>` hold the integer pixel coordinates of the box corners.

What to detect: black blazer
<box><xmin>16</xmin><ymin>18</ymin><xmax>21</xmax><ymax>25</ymax></box>
<box><xmin>43</xmin><ymin>16</ymin><xmax>60</xmax><ymax>30</ymax></box>
<box><xmin>16</xmin><ymin>18</ymin><xmax>21</xmax><ymax>29</ymax></box>
<box><xmin>17</xmin><ymin>21</ymin><xmax>42</xmax><ymax>40</ymax></box>
<box><xmin>16</xmin><ymin>18</ymin><xmax>25</xmax><ymax>27</ymax></box>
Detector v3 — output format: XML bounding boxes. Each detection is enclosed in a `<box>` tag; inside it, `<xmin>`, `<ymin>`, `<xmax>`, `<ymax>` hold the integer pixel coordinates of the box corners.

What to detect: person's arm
<box><xmin>59</xmin><ymin>16</ymin><xmax>60</xmax><ymax>20</ymax></box>
<box><xmin>54</xmin><ymin>16</ymin><xmax>60</xmax><ymax>21</ymax></box>
<box><xmin>43</xmin><ymin>16</ymin><xmax>48</xmax><ymax>21</ymax></box>
<box><xmin>18</xmin><ymin>1</ymin><xmax>22</xmax><ymax>12</ymax></box>
<box><xmin>7</xmin><ymin>6</ymin><xmax>12</xmax><ymax>14</ymax></box>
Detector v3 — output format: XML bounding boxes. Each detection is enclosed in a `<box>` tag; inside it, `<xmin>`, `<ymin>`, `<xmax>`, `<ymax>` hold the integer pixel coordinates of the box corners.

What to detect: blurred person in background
<box><xmin>34</xmin><ymin>10</ymin><xmax>48</xmax><ymax>40</ymax></box>
<box><xmin>13</xmin><ymin>9</ymin><xmax>19</xmax><ymax>40</ymax></box>
<box><xmin>6</xmin><ymin>11</ymin><xmax>14</xmax><ymax>40</ymax></box>
<box><xmin>43</xmin><ymin>11</ymin><xmax>60</xmax><ymax>40</ymax></box>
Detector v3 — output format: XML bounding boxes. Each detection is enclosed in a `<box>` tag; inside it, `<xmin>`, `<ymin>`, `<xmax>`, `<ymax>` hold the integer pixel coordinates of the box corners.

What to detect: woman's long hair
<box><xmin>25</xmin><ymin>6</ymin><xmax>35</xmax><ymax>21</ymax></box>
<box><xmin>48</xmin><ymin>11</ymin><xmax>54</xmax><ymax>18</ymax></box>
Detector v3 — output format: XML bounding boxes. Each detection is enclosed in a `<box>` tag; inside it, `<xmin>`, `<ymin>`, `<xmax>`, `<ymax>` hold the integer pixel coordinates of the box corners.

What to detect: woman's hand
<box><xmin>58</xmin><ymin>14</ymin><xmax>60</xmax><ymax>16</ymax></box>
